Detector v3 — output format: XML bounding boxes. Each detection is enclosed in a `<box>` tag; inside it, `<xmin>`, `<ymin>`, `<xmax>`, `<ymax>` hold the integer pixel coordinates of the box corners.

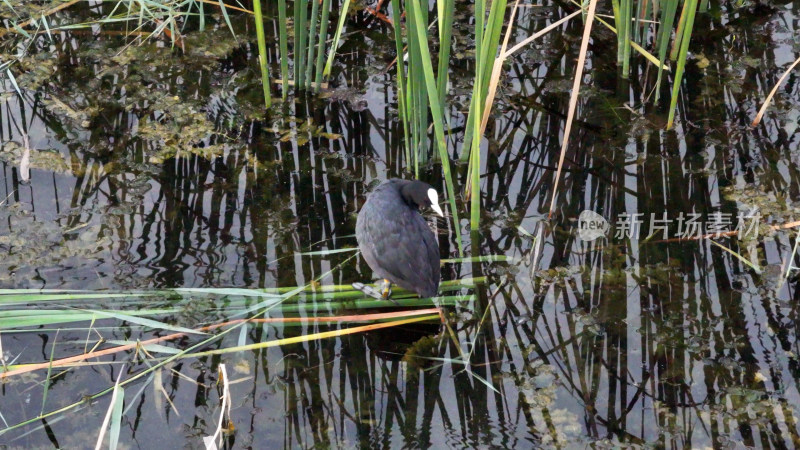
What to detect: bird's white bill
<box><xmin>428</xmin><ymin>189</ymin><xmax>445</xmax><ymax>217</ymax></box>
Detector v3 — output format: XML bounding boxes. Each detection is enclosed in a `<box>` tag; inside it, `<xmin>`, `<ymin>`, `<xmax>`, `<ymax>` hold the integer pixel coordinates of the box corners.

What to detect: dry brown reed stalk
<box><xmin>548</xmin><ymin>0</ymin><xmax>599</xmax><ymax>219</ymax></box>
<box><xmin>752</xmin><ymin>55</ymin><xmax>800</xmax><ymax>127</ymax></box>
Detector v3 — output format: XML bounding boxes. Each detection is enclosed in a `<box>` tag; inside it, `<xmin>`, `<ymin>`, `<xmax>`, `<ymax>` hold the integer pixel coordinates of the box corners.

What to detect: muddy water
<box><xmin>1</xmin><ymin>1</ymin><xmax>800</xmax><ymax>448</ymax></box>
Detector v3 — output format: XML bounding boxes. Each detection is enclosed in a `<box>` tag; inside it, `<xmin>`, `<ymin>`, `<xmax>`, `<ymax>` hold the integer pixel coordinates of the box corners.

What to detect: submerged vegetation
<box><xmin>0</xmin><ymin>0</ymin><xmax>799</xmax><ymax>447</ymax></box>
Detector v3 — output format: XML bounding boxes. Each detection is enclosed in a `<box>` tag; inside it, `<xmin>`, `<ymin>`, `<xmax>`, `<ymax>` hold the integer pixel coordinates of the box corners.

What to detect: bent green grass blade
<box><xmin>217</xmin><ymin>0</ymin><xmax>235</xmax><ymax>36</ymax></box>
<box><xmin>106</xmin><ymin>341</ymin><xmax>182</xmax><ymax>355</ymax></box>
<box><xmin>85</xmin><ymin>310</ymin><xmax>208</xmax><ymax>335</ymax></box>
<box><xmin>710</xmin><ymin>240</ymin><xmax>762</xmax><ymax>274</ymax></box>
<box><xmin>0</xmin><ymin>309</ymin><xmax>182</xmax><ymax>329</ymax></box>
<box><xmin>6</xmin><ymin>69</ymin><xmax>22</xmax><ymax>96</ymax></box>
<box><xmin>172</xmin><ymin>287</ymin><xmax>281</xmax><ymax>297</ymax></box>
<box><xmin>295</xmin><ymin>247</ymin><xmax>358</xmax><ymax>256</ymax></box>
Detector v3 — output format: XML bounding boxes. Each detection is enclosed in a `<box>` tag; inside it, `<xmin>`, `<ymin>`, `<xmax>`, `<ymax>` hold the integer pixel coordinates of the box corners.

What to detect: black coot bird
<box><xmin>356</xmin><ymin>179</ymin><xmax>444</xmax><ymax>299</ymax></box>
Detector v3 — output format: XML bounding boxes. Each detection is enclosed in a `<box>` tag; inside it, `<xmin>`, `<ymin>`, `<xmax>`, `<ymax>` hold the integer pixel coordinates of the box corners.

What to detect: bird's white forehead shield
<box><xmin>428</xmin><ymin>189</ymin><xmax>444</xmax><ymax>217</ymax></box>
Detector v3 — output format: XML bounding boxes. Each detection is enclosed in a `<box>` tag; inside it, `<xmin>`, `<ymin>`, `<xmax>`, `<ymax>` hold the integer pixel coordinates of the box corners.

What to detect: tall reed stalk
<box><xmin>294</xmin><ymin>0</ymin><xmax>307</xmax><ymax>87</ymax></box>
<box><xmin>461</xmin><ymin>0</ymin><xmax>508</xmax><ymax>230</ymax></box>
<box><xmin>304</xmin><ymin>0</ymin><xmax>321</xmax><ymax>89</ymax></box>
<box><xmin>666</xmin><ymin>0</ymin><xmax>698</xmax><ymax>128</ymax></box>
<box><xmin>654</xmin><ymin>0</ymin><xmax>679</xmax><ymax>103</ymax></box>
<box><xmin>252</xmin><ymin>0</ymin><xmax>271</xmax><ymax>108</ymax></box>
<box><xmin>278</xmin><ymin>0</ymin><xmax>289</xmax><ymax>99</ymax></box>
<box><xmin>390</xmin><ymin>0</ymin><xmax>411</xmax><ymax>165</ymax></box>
<box><xmin>313</xmin><ymin>0</ymin><xmax>332</xmax><ymax>92</ymax></box>
<box><xmin>436</xmin><ymin>0</ymin><xmax>455</xmax><ymax>106</ymax></box>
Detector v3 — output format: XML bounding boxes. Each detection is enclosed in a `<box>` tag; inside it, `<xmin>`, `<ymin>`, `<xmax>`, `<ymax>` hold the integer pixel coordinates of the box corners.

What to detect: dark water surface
<box><xmin>2</xmin><ymin>1</ymin><xmax>800</xmax><ymax>448</ymax></box>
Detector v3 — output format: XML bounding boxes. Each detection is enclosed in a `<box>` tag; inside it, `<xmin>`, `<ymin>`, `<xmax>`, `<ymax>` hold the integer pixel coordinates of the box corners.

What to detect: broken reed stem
<box><xmin>652</xmin><ymin>220</ymin><xmax>800</xmax><ymax>244</ymax></box>
<box><xmin>751</xmin><ymin>54</ymin><xmax>800</xmax><ymax>127</ymax></box>
<box><xmin>479</xmin><ymin>7</ymin><xmax>582</xmax><ymax>136</ymax></box>
<box><xmin>478</xmin><ymin>0</ymin><xmax>521</xmax><ymax>136</ymax></box>
<box><xmin>502</xmin><ymin>9</ymin><xmax>582</xmax><ymax>59</ymax></box>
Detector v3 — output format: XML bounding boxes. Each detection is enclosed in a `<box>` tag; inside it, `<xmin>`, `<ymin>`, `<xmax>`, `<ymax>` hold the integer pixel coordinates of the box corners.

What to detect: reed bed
<box><xmin>0</xmin><ymin>0</ymin><xmax>712</xmax><ymax>258</ymax></box>
<box><xmin>384</xmin><ymin>0</ymin><xmax>706</xmax><ymax>223</ymax></box>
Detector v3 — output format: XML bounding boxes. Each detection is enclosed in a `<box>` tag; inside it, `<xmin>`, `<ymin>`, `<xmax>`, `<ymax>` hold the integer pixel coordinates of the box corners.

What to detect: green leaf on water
<box><xmin>6</xmin><ymin>69</ymin><xmax>22</xmax><ymax>96</ymax></box>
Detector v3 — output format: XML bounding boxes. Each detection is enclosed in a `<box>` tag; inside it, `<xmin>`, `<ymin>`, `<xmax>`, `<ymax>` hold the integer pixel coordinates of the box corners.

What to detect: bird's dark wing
<box><xmin>360</xmin><ymin>200</ymin><xmax>440</xmax><ymax>296</ymax></box>
<box><xmin>418</xmin><ymin>215</ymin><xmax>440</xmax><ymax>296</ymax></box>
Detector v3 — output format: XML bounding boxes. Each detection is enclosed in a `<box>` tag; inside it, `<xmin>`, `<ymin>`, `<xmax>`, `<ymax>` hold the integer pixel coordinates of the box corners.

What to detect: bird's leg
<box><xmin>380</xmin><ymin>279</ymin><xmax>392</xmax><ymax>299</ymax></box>
<box><xmin>351</xmin><ymin>282</ymin><xmax>383</xmax><ymax>300</ymax></box>
<box><xmin>351</xmin><ymin>281</ymin><xmax>398</xmax><ymax>304</ymax></box>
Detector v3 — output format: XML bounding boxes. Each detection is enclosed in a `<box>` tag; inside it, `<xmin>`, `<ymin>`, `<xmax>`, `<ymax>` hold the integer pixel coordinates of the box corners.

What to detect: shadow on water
<box><xmin>1</xmin><ymin>0</ymin><xmax>800</xmax><ymax>447</ymax></box>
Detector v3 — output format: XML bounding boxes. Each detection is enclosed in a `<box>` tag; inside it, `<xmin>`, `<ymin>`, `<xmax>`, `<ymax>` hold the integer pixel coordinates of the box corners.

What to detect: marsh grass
<box><xmin>277</xmin><ymin>0</ymin><xmax>289</xmax><ymax>98</ymax></box>
<box><xmin>463</xmin><ymin>0</ymin><xmax>509</xmax><ymax>230</ymax></box>
<box><xmin>289</xmin><ymin>0</ymin><xmax>351</xmax><ymax>93</ymax></box>
<box><xmin>666</xmin><ymin>0</ymin><xmax>698</xmax><ymax>128</ymax></box>
<box><xmin>387</xmin><ymin>0</ymin><xmax>702</xmax><ymax>231</ymax></box>
<box><xmin>608</xmin><ymin>0</ymin><xmax>700</xmax><ymax>128</ymax></box>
